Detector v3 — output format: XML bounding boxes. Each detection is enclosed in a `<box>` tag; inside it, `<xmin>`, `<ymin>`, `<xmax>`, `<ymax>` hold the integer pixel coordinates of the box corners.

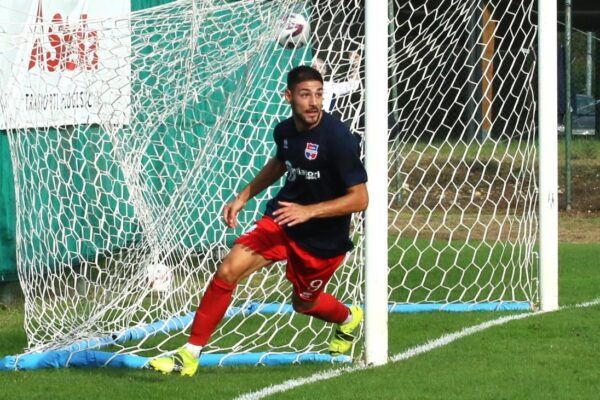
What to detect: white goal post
<box><xmin>537</xmin><ymin>0</ymin><xmax>559</xmax><ymax>312</ymax></box>
<box><xmin>364</xmin><ymin>0</ymin><xmax>389</xmax><ymax>367</ymax></box>
<box><xmin>0</xmin><ymin>0</ymin><xmax>557</xmax><ymax>370</ymax></box>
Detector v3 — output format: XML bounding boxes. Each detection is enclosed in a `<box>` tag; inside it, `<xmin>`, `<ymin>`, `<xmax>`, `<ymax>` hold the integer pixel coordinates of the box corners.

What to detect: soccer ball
<box><xmin>278</xmin><ymin>13</ymin><xmax>310</xmax><ymax>49</ymax></box>
<box><xmin>146</xmin><ymin>263</ymin><xmax>172</xmax><ymax>292</ymax></box>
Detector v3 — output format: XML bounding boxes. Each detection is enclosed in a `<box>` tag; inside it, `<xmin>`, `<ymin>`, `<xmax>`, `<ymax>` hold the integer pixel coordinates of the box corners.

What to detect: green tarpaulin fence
<box><xmin>0</xmin><ymin>0</ymin><xmax>310</xmax><ymax>282</ymax></box>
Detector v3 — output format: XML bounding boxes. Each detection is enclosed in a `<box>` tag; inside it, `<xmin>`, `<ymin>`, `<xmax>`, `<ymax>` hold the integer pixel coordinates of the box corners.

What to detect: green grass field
<box><xmin>0</xmin><ymin>243</ymin><xmax>598</xmax><ymax>400</ymax></box>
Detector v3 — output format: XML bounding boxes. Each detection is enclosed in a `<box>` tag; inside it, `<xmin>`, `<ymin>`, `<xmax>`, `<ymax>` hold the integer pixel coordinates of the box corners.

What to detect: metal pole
<box><xmin>587</xmin><ymin>32</ymin><xmax>593</xmax><ymax>96</ymax></box>
<box><xmin>466</xmin><ymin>1</ymin><xmax>483</xmax><ymax>141</ymax></box>
<box><xmin>564</xmin><ymin>0</ymin><xmax>572</xmax><ymax>211</ymax></box>
<box><xmin>596</xmin><ymin>32</ymin><xmax>600</xmax><ymax>140</ymax></box>
<box><xmin>364</xmin><ymin>0</ymin><xmax>388</xmax><ymax>366</ymax></box>
<box><xmin>388</xmin><ymin>0</ymin><xmax>404</xmax><ymax>206</ymax></box>
<box><xmin>538</xmin><ymin>0</ymin><xmax>559</xmax><ymax>312</ymax></box>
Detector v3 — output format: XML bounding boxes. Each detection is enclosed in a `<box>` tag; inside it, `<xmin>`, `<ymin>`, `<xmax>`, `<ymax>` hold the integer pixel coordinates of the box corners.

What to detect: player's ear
<box><xmin>284</xmin><ymin>88</ymin><xmax>292</xmax><ymax>103</ymax></box>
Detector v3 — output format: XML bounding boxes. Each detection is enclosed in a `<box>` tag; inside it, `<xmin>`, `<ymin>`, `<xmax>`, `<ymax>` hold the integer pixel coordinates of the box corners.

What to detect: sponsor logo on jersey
<box><xmin>305</xmin><ymin>142</ymin><xmax>319</xmax><ymax>160</ymax></box>
<box><xmin>285</xmin><ymin>161</ymin><xmax>320</xmax><ymax>181</ymax></box>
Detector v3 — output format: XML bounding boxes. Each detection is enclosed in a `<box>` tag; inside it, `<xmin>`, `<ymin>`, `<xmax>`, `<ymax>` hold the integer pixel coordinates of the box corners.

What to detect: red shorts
<box><xmin>235</xmin><ymin>216</ymin><xmax>346</xmax><ymax>302</ymax></box>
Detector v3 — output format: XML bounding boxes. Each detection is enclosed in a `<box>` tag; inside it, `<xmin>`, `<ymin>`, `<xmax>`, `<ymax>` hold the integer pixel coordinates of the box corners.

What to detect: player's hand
<box><xmin>272</xmin><ymin>201</ymin><xmax>314</xmax><ymax>227</ymax></box>
<box><xmin>223</xmin><ymin>198</ymin><xmax>246</xmax><ymax>229</ymax></box>
<box><xmin>348</xmin><ymin>50</ymin><xmax>361</xmax><ymax>66</ymax></box>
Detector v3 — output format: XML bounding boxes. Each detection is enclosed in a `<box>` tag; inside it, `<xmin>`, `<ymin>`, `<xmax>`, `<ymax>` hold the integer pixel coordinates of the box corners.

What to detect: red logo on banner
<box><xmin>28</xmin><ymin>1</ymin><xmax>99</xmax><ymax>71</ymax></box>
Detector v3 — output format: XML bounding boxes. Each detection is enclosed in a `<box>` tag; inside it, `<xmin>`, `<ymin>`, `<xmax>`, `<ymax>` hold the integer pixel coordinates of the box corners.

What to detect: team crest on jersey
<box><xmin>304</xmin><ymin>143</ymin><xmax>319</xmax><ymax>160</ymax></box>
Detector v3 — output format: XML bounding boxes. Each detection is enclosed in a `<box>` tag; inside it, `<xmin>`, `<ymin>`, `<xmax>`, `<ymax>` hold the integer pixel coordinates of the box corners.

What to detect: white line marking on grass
<box><xmin>234</xmin><ymin>364</ymin><xmax>368</xmax><ymax>400</ymax></box>
<box><xmin>389</xmin><ymin>311</ymin><xmax>534</xmax><ymax>362</ymax></box>
<box><xmin>234</xmin><ymin>298</ymin><xmax>600</xmax><ymax>400</ymax></box>
<box><xmin>234</xmin><ymin>366</ymin><xmax>358</xmax><ymax>400</ymax></box>
<box><xmin>574</xmin><ymin>297</ymin><xmax>600</xmax><ymax>308</ymax></box>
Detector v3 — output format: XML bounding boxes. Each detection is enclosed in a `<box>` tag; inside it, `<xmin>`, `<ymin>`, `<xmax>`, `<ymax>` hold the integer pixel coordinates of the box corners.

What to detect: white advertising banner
<box><xmin>0</xmin><ymin>0</ymin><xmax>131</xmax><ymax>129</ymax></box>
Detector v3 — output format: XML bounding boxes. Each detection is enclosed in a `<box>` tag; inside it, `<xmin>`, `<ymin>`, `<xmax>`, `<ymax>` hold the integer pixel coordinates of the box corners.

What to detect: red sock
<box><xmin>299</xmin><ymin>293</ymin><xmax>349</xmax><ymax>324</ymax></box>
<box><xmin>189</xmin><ymin>276</ymin><xmax>236</xmax><ymax>346</ymax></box>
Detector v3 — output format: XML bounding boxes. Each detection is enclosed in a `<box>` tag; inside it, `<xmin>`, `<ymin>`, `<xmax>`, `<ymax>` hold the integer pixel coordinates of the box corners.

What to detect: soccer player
<box><xmin>150</xmin><ymin>65</ymin><xmax>368</xmax><ymax>377</ymax></box>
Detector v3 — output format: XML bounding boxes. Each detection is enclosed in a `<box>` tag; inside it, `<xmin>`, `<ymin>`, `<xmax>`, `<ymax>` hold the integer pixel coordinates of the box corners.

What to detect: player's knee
<box><xmin>215</xmin><ymin>260</ymin><xmax>243</xmax><ymax>285</ymax></box>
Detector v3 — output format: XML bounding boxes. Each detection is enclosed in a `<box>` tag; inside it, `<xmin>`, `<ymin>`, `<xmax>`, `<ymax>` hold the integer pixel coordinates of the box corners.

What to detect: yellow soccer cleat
<box><xmin>328</xmin><ymin>305</ymin><xmax>364</xmax><ymax>356</ymax></box>
<box><xmin>149</xmin><ymin>347</ymin><xmax>199</xmax><ymax>377</ymax></box>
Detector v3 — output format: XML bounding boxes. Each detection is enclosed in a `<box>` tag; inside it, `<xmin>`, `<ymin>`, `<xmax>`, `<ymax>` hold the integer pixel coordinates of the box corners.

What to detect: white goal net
<box><xmin>0</xmin><ymin>0</ymin><xmax>539</xmax><ymax>368</ymax></box>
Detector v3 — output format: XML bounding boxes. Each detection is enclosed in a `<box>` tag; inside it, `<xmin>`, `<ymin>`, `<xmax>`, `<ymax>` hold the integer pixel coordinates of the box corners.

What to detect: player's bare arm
<box><xmin>223</xmin><ymin>157</ymin><xmax>286</xmax><ymax>228</ymax></box>
<box><xmin>272</xmin><ymin>183</ymin><xmax>368</xmax><ymax>227</ymax></box>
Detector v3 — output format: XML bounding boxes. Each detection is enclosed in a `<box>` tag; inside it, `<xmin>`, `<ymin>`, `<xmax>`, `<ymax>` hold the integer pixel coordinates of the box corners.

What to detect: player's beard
<box><xmin>291</xmin><ymin>103</ymin><xmax>322</xmax><ymax>131</ymax></box>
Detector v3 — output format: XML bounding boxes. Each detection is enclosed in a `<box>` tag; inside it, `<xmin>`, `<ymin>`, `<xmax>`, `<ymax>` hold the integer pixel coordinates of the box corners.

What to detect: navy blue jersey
<box><xmin>264</xmin><ymin>112</ymin><xmax>368</xmax><ymax>258</ymax></box>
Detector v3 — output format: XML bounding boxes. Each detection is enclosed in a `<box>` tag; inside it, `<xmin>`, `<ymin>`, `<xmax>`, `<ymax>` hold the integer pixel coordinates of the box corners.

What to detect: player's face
<box><xmin>286</xmin><ymin>80</ymin><xmax>323</xmax><ymax>131</ymax></box>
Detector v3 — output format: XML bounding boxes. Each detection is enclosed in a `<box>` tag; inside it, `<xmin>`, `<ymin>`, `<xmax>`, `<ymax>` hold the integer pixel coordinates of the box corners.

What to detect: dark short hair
<box><xmin>287</xmin><ymin>65</ymin><xmax>323</xmax><ymax>90</ymax></box>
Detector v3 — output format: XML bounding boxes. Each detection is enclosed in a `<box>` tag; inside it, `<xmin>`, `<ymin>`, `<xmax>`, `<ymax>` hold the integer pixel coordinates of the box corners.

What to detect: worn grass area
<box><xmin>395</xmin><ymin>136</ymin><xmax>600</xmax><ymax>163</ymax></box>
<box><xmin>390</xmin><ymin>136</ymin><xmax>600</xmax><ymax>215</ymax></box>
<box><xmin>389</xmin><ymin>211</ymin><xmax>600</xmax><ymax>244</ymax></box>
